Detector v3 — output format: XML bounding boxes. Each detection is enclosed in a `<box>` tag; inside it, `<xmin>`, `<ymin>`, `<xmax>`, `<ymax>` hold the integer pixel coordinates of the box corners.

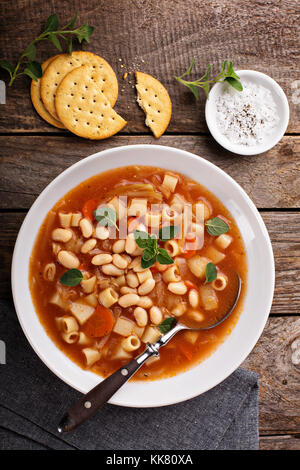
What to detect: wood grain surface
<box><xmin>0</xmin><ymin>0</ymin><xmax>299</xmax><ymax>450</ymax></box>
<box><xmin>0</xmin><ymin>0</ymin><xmax>299</xmax><ymax>133</ymax></box>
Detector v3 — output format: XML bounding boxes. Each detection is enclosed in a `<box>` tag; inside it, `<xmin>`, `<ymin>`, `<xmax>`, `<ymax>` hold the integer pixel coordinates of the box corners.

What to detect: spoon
<box><xmin>58</xmin><ymin>273</ymin><xmax>241</xmax><ymax>433</ymax></box>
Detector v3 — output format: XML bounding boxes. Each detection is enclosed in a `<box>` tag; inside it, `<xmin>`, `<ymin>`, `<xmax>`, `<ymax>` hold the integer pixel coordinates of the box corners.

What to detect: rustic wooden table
<box><xmin>0</xmin><ymin>0</ymin><xmax>299</xmax><ymax>450</ymax></box>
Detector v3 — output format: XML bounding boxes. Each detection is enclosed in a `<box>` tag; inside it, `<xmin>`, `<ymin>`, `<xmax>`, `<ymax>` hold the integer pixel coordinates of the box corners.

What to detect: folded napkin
<box><xmin>0</xmin><ymin>299</ymin><xmax>259</xmax><ymax>450</ymax></box>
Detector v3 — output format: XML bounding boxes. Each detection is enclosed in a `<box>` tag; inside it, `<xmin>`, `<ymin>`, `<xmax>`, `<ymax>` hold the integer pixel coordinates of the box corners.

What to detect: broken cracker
<box><xmin>55</xmin><ymin>65</ymin><xmax>126</xmax><ymax>140</ymax></box>
<box><xmin>135</xmin><ymin>71</ymin><xmax>172</xmax><ymax>138</ymax></box>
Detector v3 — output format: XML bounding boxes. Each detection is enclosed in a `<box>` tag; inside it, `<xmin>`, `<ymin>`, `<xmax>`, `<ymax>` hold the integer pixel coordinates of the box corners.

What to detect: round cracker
<box><xmin>135</xmin><ymin>71</ymin><xmax>172</xmax><ymax>138</ymax></box>
<box><xmin>41</xmin><ymin>51</ymin><xmax>118</xmax><ymax>121</ymax></box>
<box><xmin>30</xmin><ymin>55</ymin><xmax>65</xmax><ymax>129</ymax></box>
<box><xmin>55</xmin><ymin>65</ymin><xmax>126</xmax><ymax>140</ymax></box>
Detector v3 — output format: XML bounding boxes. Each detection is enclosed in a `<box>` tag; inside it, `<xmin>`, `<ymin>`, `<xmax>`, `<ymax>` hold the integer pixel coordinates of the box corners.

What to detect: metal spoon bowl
<box><xmin>58</xmin><ymin>273</ymin><xmax>241</xmax><ymax>433</ymax></box>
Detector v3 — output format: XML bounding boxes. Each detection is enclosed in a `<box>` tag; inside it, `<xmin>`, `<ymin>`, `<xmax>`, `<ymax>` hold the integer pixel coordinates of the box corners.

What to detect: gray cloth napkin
<box><xmin>0</xmin><ymin>299</ymin><xmax>259</xmax><ymax>450</ymax></box>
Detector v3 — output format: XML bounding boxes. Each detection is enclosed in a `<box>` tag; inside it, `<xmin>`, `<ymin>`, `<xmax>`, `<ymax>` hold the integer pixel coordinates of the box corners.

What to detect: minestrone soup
<box><xmin>29</xmin><ymin>166</ymin><xmax>247</xmax><ymax>381</ymax></box>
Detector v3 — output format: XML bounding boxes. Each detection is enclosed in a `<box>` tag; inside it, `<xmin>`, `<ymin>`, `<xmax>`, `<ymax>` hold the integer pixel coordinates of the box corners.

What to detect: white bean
<box><xmin>81</xmin><ymin>238</ymin><xmax>97</xmax><ymax>254</ymax></box>
<box><xmin>137</xmin><ymin>296</ymin><xmax>153</xmax><ymax>309</ymax></box>
<box><xmin>126</xmin><ymin>272</ymin><xmax>139</xmax><ymax>288</ymax></box>
<box><xmin>112</xmin><ymin>239</ymin><xmax>126</xmax><ymax>253</ymax></box>
<box><xmin>188</xmin><ymin>289</ymin><xmax>199</xmax><ymax>308</ymax></box>
<box><xmin>95</xmin><ymin>225</ymin><xmax>109</xmax><ymax>240</ymax></box>
<box><xmin>168</xmin><ymin>281</ymin><xmax>187</xmax><ymax>295</ymax></box>
<box><xmin>149</xmin><ymin>306</ymin><xmax>162</xmax><ymax>325</ymax></box>
<box><xmin>134</xmin><ymin>307</ymin><xmax>148</xmax><ymax>327</ymax></box>
<box><xmin>112</xmin><ymin>254</ymin><xmax>128</xmax><ymax>269</ymax></box>
<box><xmin>118</xmin><ymin>293</ymin><xmax>140</xmax><ymax>308</ymax></box>
<box><xmin>138</xmin><ymin>278</ymin><xmax>155</xmax><ymax>296</ymax></box>
<box><xmin>58</xmin><ymin>250</ymin><xmax>80</xmax><ymax>269</ymax></box>
<box><xmin>91</xmin><ymin>253</ymin><xmax>112</xmax><ymax>266</ymax></box>
<box><xmin>125</xmin><ymin>233</ymin><xmax>137</xmax><ymax>254</ymax></box>
<box><xmin>101</xmin><ymin>264</ymin><xmax>124</xmax><ymax>276</ymax></box>
<box><xmin>80</xmin><ymin>218</ymin><xmax>93</xmax><ymax>238</ymax></box>
<box><xmin>52</xmin><ymin>228</ymin><xmax>73</xmax><ymax>243</ymax></box>
<box><xmin>120</xmin><ymin>286</ymin><xmax>137</xmax><ymax>295</ymax></box>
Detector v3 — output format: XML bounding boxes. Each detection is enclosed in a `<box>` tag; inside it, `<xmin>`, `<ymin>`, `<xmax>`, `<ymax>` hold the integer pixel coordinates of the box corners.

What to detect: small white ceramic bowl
<box><xmin>12</xmin><ymin>145</ymin><xmax>275</xmax><ymax>407</ymax></box>
<box><xmin>205</xmin><ymin>70</ymin><xmax>289</xmax><ymax>155</ymax></box>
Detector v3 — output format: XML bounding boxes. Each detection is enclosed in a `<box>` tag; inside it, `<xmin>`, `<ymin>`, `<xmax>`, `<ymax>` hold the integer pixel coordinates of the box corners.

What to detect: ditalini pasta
<box><xmin>29</xmin><ymin>165</ymin><xmax>247</xmax><ymax>381</ymax></box>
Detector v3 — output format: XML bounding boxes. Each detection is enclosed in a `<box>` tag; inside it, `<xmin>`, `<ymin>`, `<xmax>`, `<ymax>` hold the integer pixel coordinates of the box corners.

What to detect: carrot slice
<box><xmin>178</xmin><ymin>342</ymin><xmax>194</xmax><ymax>361</ymax></box>
<box><xmin>184</xmin><ymin>280</ymin><xmax>198</xmax><ymax>291</ymax></box>
<box><xmin>82</xmin><ymin>199</ymin><xmax>98</xmax><ymax>221</ymax></box>
<box><xmin>83</xmin><ymin>305</ymin><xmax>114</xmax><ymax>338</ymax></box>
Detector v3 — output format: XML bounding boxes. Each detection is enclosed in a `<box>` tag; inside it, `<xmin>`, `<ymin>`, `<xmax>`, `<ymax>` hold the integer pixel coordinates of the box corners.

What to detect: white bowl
<box><xmin>11</xmin><ymin>145</ymin><xmax>275</xmax><ymax>407</ymax></box>
<box><xmin>205</xmin><ymin>70</ymin><xmax>289</xmax><ymax>155</ymax></box>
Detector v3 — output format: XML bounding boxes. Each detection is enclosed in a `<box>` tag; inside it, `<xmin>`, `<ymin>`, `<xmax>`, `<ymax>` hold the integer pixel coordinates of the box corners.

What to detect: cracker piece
<box><xmin>55</xmin><ymin>65</ymin><xmax>126</xmax><ymax>140</ymax></box>
<box><xmin>30</xmin><ymin>55</ymin><xmax>65</xmax><ymax>129</ymax></box>
<box><xmin>41</xmin><ymin>51</ymin><xmax>118</xmax><ymax>121</ymax></box>
<box><xmin>135</xmin><ymin>71</ymin><xmax>172</xmax><ymax>138</ymax></box>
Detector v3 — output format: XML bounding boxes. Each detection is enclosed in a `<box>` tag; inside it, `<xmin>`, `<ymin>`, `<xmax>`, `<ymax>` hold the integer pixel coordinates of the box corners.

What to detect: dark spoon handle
<box><xmin>57</xmin><ymin>346</ymin><xmax>156</xmax><ymax>433</ymax></box>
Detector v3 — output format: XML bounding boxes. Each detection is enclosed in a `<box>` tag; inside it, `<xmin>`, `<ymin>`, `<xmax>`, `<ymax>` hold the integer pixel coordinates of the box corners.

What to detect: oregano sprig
<box><xmin>0</xmin><ymin>11</ymin><xmax>94</xmax><ymax>86</ymax></box>
<box><xmin>94</xmin><ymin>206</ymin><xmax>119</xmax><ymax>232</ymax></box>
<box><xmin>175</xmin><ymin>60</ymin><xmax>243</xmax><ymax>99</ymax></box>
<box><xmin>134</xmin><ymin>226</ymin><xmax>179</xmax><ymax>269</ymax></box>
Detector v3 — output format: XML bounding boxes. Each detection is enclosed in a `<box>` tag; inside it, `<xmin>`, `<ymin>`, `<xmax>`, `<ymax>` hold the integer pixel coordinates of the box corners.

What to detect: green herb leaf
<box><xmin>49</xmin><ymin>33</ymin><xmax>62</xmax><ymax>51</ymax></box>
<box><xmin>134</xmin><ymin>230</ymin><xmax>151</xmax><ymax>248</ymax></box>
<box><xmin>66</xmin><ymin>37</ymin><xmax>73</xmax><ymax>55</ymax></box>
<box><xmin>205</xmin><ymin>262</ymin><xmax>217</xmax><ymax>283</ymax></box>
<box><xmin>45</xmin><ymin>13</ymin><xmax>59</xmax><ymax>32</ymax></box>
<box><xmin>64</xmin><ymin>10</ymin><xmax>78</xmax><ymax>29</ymax></box>
<box><xmin>224</xmin><ymin>76</ymin><xmax>243</xmax><ymax>91</ymax></box>
<box><xmin>158</xmin><ymin>317</ymin><xmax>177</xmax><ymax>334</ymax></box>
<box><xmin>94</xmin><ymin>206</ymin><xmax>118</xmax><ymax>231</ymax></box>
<box><xmin>159</xmin><ymin>225</ymin><xmax>179</xmax><ymax>241</ymax></box>
<box><xmin>23</xmin><ymin>44</ymin><xmax>36</xmax><ymax>61</ymax></box>
<box><xmin>157</xmin><ymin>248</ymin><xmax>174</xmax><ymax>265</ymax></box>
<box><xmin>60</xmin><ymin>269</ymin><xmax>83</xmax><ymax>286</ymax></box>
<box><xmin>141</xmin><ymin>255</ymin><xmax>157</xmax><ymax>269</ymax></box>
<box><xmin>205</xmin><ymin>217</ymin><xmax>229</xmax><ymax>236</ymax></box>
<box><xmin>142</xmin><ymin>247</ymin><xmax>156</xmax><ymax>261</ymax></box>
<box><xmin>23</xmin><ymin>61</ymin><xmax>42</xmax><ymax>81</ymax></box>
<box><xmin>76</xmin><ymin>22</ymin><xmax>94</xmax><ymax>43</ymax></box>
<box><xmin>0</xmin><ymin>60</ymin><xmax>14</xmax><ymax>77</ymax></box>
<box><xmin>175</xmin><ymin>60</ymin><xmax>242</xmax><ymax>99</ymax></box>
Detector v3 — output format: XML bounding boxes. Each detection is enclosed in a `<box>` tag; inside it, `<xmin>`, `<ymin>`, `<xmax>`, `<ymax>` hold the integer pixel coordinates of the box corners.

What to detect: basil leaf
<box><xmin>94</xmin><ymin>206</ymin><xmax>118</xmax><ymax>229</ymax></box>
<box><xmin>134</xmin><ymin>230</ymin><xmax>150</xmax><ymax>248</ymax></box>
<box><xmin>49</xmin><ymin>33</ymin><xmax>62</xmax><ymax>51</ymax></box>
<box><xmin>224</xmin><ymin>76</ymin><xmax>243</xmax><ymax>91</ymax></box>
<box><xmin>142</xmin><ymin>248</ymin><xmax>156</xmax><ymax>261</ymax></box>
<box><xmin>0</xmin><ymin>60</ymin><xmax>14</xmax><ymax>77</ymax></box>
<box><xmin>205</xmin><ymin>262</ymin><xmax>217</xmax><ymax>283</ymax></box>
<box><xmin>157</xmin><ymin>248</ymin><xmax>174</xmax><ymax>265</ymax></box>
<box><xmin>141</xmin><ymin>255</ymin><xmax>157</xmax><ymax>269</ymax></box>
<box><xmin>159</xmin><ymin>225</ymin><xmax>179</xmax><ymax>241</ymax></box>
<box><xmin>205</xmin><ymin>217</ymin><xmax>229</xmax><ymax>236</ymax></box>
<box><xmin>60</xmin><ymin>269</ymin><xmax>83</xmax><ymax>286</ymax></box>
<box><xmin>158</xmin><ymin>317</ymin><xmax>176</xmax><ymax>334</ymax></box>
<box><xmin>45</xmin><ymin>13</ymin><xmax>59</xmax><ymax>32</ymax></box>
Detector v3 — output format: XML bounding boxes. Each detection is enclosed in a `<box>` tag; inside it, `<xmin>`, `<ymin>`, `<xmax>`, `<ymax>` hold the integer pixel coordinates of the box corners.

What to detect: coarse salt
<box><xmin>215</xmin><ymin>80</ymin><xmax>280</xmax><ymax>146</ymax></box>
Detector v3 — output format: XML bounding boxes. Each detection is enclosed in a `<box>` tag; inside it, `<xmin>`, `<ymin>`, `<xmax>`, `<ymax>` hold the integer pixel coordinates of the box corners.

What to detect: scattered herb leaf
<box><xmin>94</xmin><ymin>206</ymin><xmax>119</xmax><ymax>231</ymax></box>
<box><xmin>0</xmin><ymin>11</ymin><xmax>94</xmax><ymax>86</ymax></box>
<box><xmin>158</xmin><ymin>225</ymin><xmax>179</xmax><ymax>241</ymax></box>
<box><xmin>134</xmin><ymin>228</ymin><xmax>177</xmax><ymax>268</ymax></box>
<box><xmin>60</xmin><ymin>269</ymin><xmax>83</xmax><ymax>286</ymax></box>
<box><xmin>205</xmin><ymin>262</ymin><xmax>217</xmax><ymax>283</ymax></box>
<box><xmin>175</xmin><ymin>60</ymin><xmax>243</xmax><ymax>99</ymax></box>
<box><xmin>205</xmin><ymin>217</ymin><xmax>229</xmax><ymax>236</ymax></box>
<box><xmin>158</xmin><ymin>317</ymin><xmax>177</xmax><ymax>334</ymax></box>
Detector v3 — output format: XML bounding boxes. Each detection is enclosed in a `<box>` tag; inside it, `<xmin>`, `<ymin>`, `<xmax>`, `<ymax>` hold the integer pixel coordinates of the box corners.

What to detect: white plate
<box><xmin>11</xmin><ymin>145</ymin><xmax>275</xmax><ymax>407</ymax></box>
<box><xmin>205</xmin><ymin>70</ymin><xmax>289</xmax><ymax>155</ymax></box>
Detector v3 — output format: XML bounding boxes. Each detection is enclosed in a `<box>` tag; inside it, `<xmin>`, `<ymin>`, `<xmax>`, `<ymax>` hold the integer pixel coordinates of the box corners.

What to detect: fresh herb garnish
<box><xmin>0</xmin><ymin>11</ymin><xmax>94</xmax><ymax>86</ymax></box>
<box><xmin>94</xmin><ymin>206</ymin><xmax>119</xmax><ymax>231</ymax></box>
<box><xmin>175</xmin><ymin>60</ymin><xmax>243</xmax><ymax>99</ymax></box>
<box><xmin>134</xmin><ymin>227</ymin><xmax>178</xmax><ymax>268</ymax></box>
<box><xmin>60</xmin><ymin>268</ymin><xmax>83</xmax><ymax>286</ymax></box>
<box><xmin>205</xmin><ymin>262</ymin><xmax>217</xmax><ymax>284</ymax></box>
<box><xmin>158</xmin><ymin>317</ymin><xmax>177</xmax><ymax>334</ymax></box>
<box><xmin>205</xmin><ymin>217</ymin><xmax>229</xmax><ymax>236</ymax></box>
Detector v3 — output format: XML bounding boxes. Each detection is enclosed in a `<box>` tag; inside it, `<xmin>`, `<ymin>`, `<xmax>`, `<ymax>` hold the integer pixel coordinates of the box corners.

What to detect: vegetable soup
<box><xmin>29</xmin><ymin>165</ymin><xmax>247</xmax><ymax>381</ymax></box>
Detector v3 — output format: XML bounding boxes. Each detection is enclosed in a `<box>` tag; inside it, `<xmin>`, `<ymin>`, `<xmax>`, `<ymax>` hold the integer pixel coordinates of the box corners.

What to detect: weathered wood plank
<box><xmin>243</xmin><ymin>316</ymin><xmax>300</xmax><ymax>435</ymax></box>
<box><xmin>1</xmin><ymin>211</ymin><xmax>299</xmax><ymax>313</ymax></box>
<box><xmin>260</xmin><ymin>435</ymin><xmax>300</xmax><ymax>450</ymax></box>
<box><xmin>0</xmin><ymin>0</ymin><xmax>299</xmax><ymax>133</ymax></box>
<box><xmin>0</xmin><ymin>135</ymin><xmax>299</xmax><ymax>209</ymax></box>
